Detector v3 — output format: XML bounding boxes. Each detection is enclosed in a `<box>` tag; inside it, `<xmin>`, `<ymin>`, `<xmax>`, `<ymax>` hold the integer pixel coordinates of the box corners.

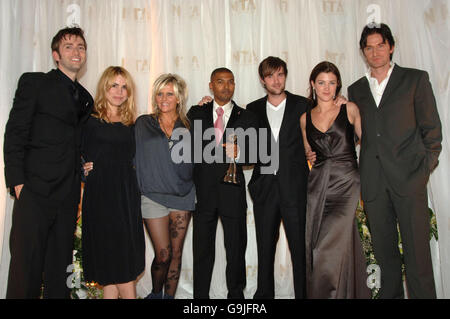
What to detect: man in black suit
<box><xmin>4</xmin><ymin>27</ymin><xmax>93</xmax><ymax>298</ymax></box>
<box><xmin>246</xmin><ymin>57</ymin><xmax>309</xmax><ymax>299</ymax></box>
<box><xmin>348</xmin><ymin>23</ymin><xmax>442</xmax><ymax>299</ymax></box>
<box><xmin>188</xmin><ymin>68</ymin><xmax>257</xmax><ymax>299</ymax></box>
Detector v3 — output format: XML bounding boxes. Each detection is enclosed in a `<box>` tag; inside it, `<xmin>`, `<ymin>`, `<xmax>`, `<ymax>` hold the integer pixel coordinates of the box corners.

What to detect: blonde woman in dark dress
<box><xmin>82</xmin><ymin>66</ymin><xmax>145</xmax><ymax>299</ymax></box>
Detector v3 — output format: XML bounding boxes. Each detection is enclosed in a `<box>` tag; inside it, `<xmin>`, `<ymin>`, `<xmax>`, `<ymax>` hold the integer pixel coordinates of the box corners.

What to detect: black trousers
<box><xmin>6</xmin><ymin>186</ymin><xmax>78</xmax><ymax>299</ymax></box>
<box><xmin>364</xmin><ymin>171</ymin><xmax>436</xmax><ymax>299</ymax></box>
<box><xmin>252</xmin><ymin>175</ymin><xmax>306</xmax><ymax>299</ymax></box>
<box><xmin>192</xmin><ymin>189</ymin><xmax>247</xmax><ymax>299</ymax></box>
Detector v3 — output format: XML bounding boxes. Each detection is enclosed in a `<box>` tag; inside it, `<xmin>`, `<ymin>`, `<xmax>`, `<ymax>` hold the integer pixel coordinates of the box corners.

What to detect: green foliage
<box><xmin>70</xmin><ymin>215</ymin><xmax>103</xmax><ymax>299</ymax></box>
<box><xmin>355</xmin><ymin>201</ymin><xmax>379</xmax><ymax>298</ymax></box>
<box><xmin>69</xmin><ymin>200</ymin><xmax>439</xmax><ymax>299</ymax></box>
<box><xmin>355</xmin><ymin>200</ymin><xmax>438</xmax><ymax>299</ymax></box>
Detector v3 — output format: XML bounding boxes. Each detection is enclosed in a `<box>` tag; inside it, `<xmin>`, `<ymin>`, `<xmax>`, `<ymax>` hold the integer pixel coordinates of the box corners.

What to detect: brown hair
<box><xmin>258</xmin><ymin>56</ymin><xmax>288</xmax><ymax>79</ymax></box>
<box><xmin>308</xmin><ymin>61</ymin><xmax>342</xmax><ymax>107</ymax></box>
<box><xmin>93</xmin><ymin>66</ymin><xmax>137</xmax><ymax>126</ymax></box>
<box><xmin>51</xmin><ymin>27</ymin><xmax>87</xmax><ymax>53</ymax></box>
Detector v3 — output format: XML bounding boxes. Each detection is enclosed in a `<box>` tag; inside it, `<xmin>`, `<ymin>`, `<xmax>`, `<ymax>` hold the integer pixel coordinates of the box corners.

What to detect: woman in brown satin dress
<box><xmin>300</xmin><ymin>61</ymin><xmax>370</xmax><ymax>299</ymax></box>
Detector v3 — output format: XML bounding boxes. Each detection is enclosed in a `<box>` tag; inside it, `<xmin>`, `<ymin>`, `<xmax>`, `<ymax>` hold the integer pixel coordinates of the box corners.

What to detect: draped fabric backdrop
<box><xmin>0</xmin><ymin>0</ymin><xmax>448</xmax><ymax>298</ymax></box>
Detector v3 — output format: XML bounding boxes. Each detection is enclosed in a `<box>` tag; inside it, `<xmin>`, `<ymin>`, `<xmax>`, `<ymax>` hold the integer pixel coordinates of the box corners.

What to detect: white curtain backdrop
<box><xmin>0</xmin><ymin>0</ymin><xmax>448</xmax><ymax>298</ymax></box>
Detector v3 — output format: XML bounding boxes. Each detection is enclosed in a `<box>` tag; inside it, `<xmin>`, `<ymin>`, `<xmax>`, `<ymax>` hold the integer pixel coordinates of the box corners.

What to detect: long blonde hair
<box><xmin>151</xmin><ymin>73</ymin><xmax>190</xmax><ymax>129</ymax></box>
<box><xmin>93</xmin><ymin>66</ymin><xmax>137</xmax><ymax>126</ymax></box>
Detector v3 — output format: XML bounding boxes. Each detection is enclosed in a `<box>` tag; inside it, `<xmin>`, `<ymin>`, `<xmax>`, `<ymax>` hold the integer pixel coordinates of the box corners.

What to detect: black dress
<box><xmin>81</xmin><ymin>116</ymin><xmax>145</xmax><ymax>285</ymax></box>
<box><xmin>305</xmin><ymin>105</ymin><xmax>370</xmax><ymax>299</ymax></box>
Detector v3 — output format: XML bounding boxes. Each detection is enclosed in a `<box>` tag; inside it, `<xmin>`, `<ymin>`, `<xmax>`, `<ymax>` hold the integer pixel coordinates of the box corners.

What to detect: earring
<box><xmin>312</xmin><ymin>88</ymin><xmax>316</xmax><ymax>100</ymax></box>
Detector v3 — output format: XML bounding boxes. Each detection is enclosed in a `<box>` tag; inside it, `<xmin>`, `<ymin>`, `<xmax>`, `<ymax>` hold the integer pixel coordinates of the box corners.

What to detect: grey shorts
<box><xmin>141</xmin><ymin>195</ymin><xmax>177</xmax><ymax>219</ymax></box>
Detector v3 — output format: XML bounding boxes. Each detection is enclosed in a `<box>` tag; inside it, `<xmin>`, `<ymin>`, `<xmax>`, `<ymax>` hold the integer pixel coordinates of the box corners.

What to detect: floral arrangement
<box><xmin>355</xmin><ymin>200</ymin><xmax>439</xmax><ymax>299</ymax></box>
<box><xmin>69</xmin><ymin>214</ymin><xmax>103</xmax><ymax>299</ymax></box>
<box><xmin>355</xmin><ymin>200</ymin><xmax>379</xmax><ymax>298</ymax></box>
<box><xmin>429</xmin><ymin>208</ymin><xmax>438</xmax><ymax>241</ymax></box>
<box><xmin>68</xmin><ymin>194</ymin><xmax>438</xmax><ymax>299</ymax></box>
<box><xmin>68</xmin><ymin>187</ymin><xmax>103</xmax><ymax>299</ymax></box>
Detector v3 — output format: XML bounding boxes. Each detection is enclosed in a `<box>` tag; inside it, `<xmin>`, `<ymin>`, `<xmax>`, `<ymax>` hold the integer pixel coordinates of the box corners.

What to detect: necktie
<box><xmin>71</xmin><ymin>83</ymin><xmax>84</xmax><ymax>119</ymax></box>
<box><xmin>214</xmin><ymin>107</ymin><xmax>224</xmax><ymax>145</ymax></box>
<box><xmin>72</xmin><ymin>83</ymin><xmax>80</xmax><ymax>102</ymax></box>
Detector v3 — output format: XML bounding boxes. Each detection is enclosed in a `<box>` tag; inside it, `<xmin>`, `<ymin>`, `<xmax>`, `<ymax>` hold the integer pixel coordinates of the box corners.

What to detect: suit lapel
<box><xmin>47</xmin><ymin>71</ymin><xmax>79</xmax><ymax>124</ymax></box>
<box><xmin>80</xmin><ymin>99</ymin><xmax>93</xmax><ymax>123</ymax></box>
<box><xmin>276</xmin><ymin>93</ymin><xmax>292</xmax><ymax>143</ymax></box>
<box><xmin>222</xmin><ymin>101</ymin><xmax>242</xmax><ymax>144</ymax></box>
<box><xmin>225</xmin><ymin>101</ymin><xmax>240</xmax><ymax>129</ymax></box>
<box><xmin>256</xmin><ymin>95</ymin><xmax>279</xmax><ymax>141</ymax></box>
<box><xmin>378</xmin><ymin>64</ymin><xmax>403</xmax><ymax>110</ymax></box>
<box><xmin>259</xmin><ymin>96</ymin><xmax>271</xmax><ymax>130</ymax></box>
<box><xmin>204</xmin><ymin>102</ymin><xmax>214</xmax><ymax>129</ymax></box>
<box><xmin>358</xmin><ymin>77</ymin><xmax>378</xmax><ymax>110</ymax></box>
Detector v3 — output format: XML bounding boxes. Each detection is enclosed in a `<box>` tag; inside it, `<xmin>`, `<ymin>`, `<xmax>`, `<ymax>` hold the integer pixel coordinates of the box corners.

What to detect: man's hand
<box><xmin>198</xmin><ymin>96</ymin><xmax>213</xmax><ymax>106</ymax></box>
<box><xmin>14</xmin><ymin>184</ymin><xmax>24</xmax><ymax>199</ymax></box>
<box><xmin>223</xmin><ymin>143</ymin><xmax>238</xmax><ymax>159</ymax></box>
<box><xmin>334</xmin><ymin>95</ymin><xmax>348</xmax><ymax>107</ymax></box>
<box><xmin>83</xmin><ymin>162</ymin><xmax>94</xmax><ymax>176</ymax></box>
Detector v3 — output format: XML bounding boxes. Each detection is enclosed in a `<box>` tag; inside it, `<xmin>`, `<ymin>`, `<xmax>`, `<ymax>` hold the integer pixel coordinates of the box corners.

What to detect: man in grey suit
<box><xmin>348</xmin><ymin>23</ymin><xmax>442</xmax><ymax>298</ymax></box>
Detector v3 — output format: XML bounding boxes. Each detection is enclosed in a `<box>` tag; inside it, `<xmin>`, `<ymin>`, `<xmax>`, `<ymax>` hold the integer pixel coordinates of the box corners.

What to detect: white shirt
<box><xmin>213</xmin><ymin>100</ymin><xmax>233</xmax><ymax>128</ymax></box>
<box><xmin>266</xmin><ymin>98</ymin><xmax>286</xmax><ymax>176</ymax></box>
<box><xmin>213</xmin><ymin>100</ymin><xmax>240</xmax><ymax>159</ymax></box>
<box><xmin>365</xmin><ymin>62</ymin><xmax>395</xmax><ymax>107</ymax></box>
<box><xmin>266</xmin><ymin>98</ymin><xmax>286</xmax><ymax>142</ymax></box>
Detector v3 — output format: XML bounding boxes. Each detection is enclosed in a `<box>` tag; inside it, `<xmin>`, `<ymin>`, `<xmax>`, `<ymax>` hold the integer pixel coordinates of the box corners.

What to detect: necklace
<box><xmin>159</xmin><ymin>117</ymin><xmax>176</xmax><ymax>148</ymax></box>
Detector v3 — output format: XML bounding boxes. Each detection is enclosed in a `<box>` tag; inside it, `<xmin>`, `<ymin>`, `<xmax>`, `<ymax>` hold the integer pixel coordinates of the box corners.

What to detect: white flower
<box><xmin>76</xmin><ymin>288</ymin><xmax>88</xmax><ymax>299</ymax></box>
<box><xmin>362</xmin><ymin>225</ymin><xmax>370</xmax><ymax>237</ymax></box>
<box><xmin>74</xmin><ymin>261</ymin><xmax>82</xmax><ymax>274</ymax></box>
<box><xmin>75</xmin><ymin>225</ymin><xmax>82</xmax><ymax>238</ymax></box>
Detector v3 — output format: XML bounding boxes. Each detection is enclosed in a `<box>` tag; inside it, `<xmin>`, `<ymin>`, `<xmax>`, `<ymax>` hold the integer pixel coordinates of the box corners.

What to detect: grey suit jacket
<box><xmin>348</xmin><ymin>64</ymin><xmax>442</xmax><ymax>201</ymax></box>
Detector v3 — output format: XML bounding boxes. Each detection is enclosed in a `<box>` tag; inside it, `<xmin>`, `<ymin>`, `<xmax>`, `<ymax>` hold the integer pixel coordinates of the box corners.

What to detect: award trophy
<box><xmin>222</xmin><ymin>134</ymin><xmax>241</xmax><ymax>186</ymax></box>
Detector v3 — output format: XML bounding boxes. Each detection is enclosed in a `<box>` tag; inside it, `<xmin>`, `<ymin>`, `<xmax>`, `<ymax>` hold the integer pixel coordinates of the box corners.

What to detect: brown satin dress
<box><xmin>305</xmin><ymin>105</ymin><xmax>371</xmax><ymax>299</ymax></box>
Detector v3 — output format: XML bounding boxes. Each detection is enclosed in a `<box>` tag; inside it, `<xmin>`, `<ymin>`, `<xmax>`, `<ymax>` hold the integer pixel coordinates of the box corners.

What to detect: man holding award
<box><xmin>187</xmin><ymin>67</ymin><xmax>257</xmax><ymax>299</ymax></box>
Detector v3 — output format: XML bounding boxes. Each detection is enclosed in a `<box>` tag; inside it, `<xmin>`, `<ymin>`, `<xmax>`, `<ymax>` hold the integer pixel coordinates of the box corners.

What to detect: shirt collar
<box><xmin>365</xmin><ymin>61</ymin><xmax>395</xmax><ymax>83</ymax></box>
<box><xmin>267</xmin><ymin>97</ymin><xmax>287</xmax><ymax>111</ymax></box>
<box><xmin>55</xmin><ymin>68</ymin><xmax>78</xmax><ymax>84</ymax></box>
<box><xmin>213</xmin><ymin>100</ymin><xmax>233</xmax><ymax>116</ymax></box>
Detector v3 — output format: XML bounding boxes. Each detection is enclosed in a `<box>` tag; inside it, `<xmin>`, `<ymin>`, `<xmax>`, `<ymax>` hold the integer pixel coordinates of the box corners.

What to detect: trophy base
<box><xmin>221</xmin><ymin>179</ymin><xmax>242</xmax><ymax>186</ymax></box>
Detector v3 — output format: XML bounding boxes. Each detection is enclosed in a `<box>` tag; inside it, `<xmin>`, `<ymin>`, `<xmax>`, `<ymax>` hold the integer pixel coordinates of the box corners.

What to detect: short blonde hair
<box><xmin>151</xmin><ymin>73</ymin><xmax>190</xmax><ymax>129</ymax></box>
<box><xmin>93</xmin><ymin>66</ymin><xmax>137</xmax><ymax>126</ymax></box>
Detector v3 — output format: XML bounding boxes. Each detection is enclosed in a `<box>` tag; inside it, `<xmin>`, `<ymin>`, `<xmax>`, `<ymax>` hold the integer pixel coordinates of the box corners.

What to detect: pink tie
<box><xmin>214</xmin><ymin>107</ymin><xmax>224</xmax><ymax>145</ymax></box>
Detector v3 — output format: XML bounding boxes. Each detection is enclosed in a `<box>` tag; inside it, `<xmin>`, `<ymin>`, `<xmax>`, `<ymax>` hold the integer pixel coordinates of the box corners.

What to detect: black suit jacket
<box><xmin>246</xmin><ymin>91</ymin><xmax>310</xmax><ymax>207</ymax></box>
<box><xmin>187</xmin><ymin>101</ymin><xmax>258</xmax><ymax>212</ymax></box>
<box><xmin>348</xmin><ymin>64</ymin><xmax>442</xmax><ymax>200</ymax></box>
<box><xmin>4</xmin><ymin>69</ymin><xmax>93</xmax><ymax>203</ymax></box>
